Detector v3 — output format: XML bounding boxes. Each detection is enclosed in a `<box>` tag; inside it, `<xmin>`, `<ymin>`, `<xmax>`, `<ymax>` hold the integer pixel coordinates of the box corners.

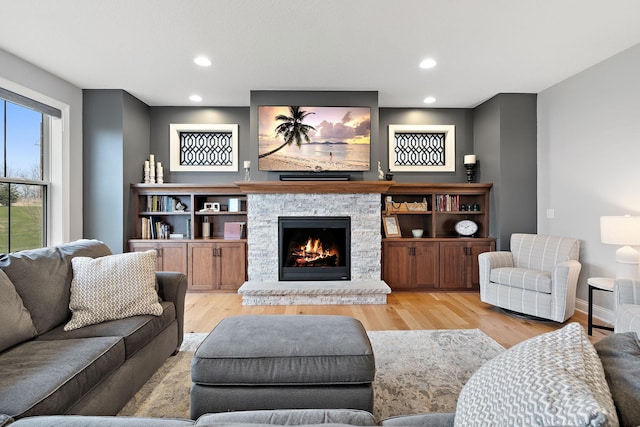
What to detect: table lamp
<box><xmin>600</xmin><ymin>215</ymin><xmax>640</xmax><ymax>280</ymax></box>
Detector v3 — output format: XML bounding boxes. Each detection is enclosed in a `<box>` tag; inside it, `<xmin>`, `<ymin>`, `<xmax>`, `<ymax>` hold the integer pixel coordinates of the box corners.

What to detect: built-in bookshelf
<box><xmin>131</xmin><ymin>183</ymin><xmax>247</xmax><ymax>241</ymax></box>
<box><xmin>381</xmin><ymin>183</ymin><xmax>495</xmax><ymax>291</ymax></box>
<box><xmin>129</xmin><ymin>183</ymin><xmax>248</xmax><ymax>292</ymax></box>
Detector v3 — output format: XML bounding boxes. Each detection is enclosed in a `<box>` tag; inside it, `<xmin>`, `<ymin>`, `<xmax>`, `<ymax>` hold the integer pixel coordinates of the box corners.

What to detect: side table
<box><xmin>587</xmin><ymin>277</ymin><xmax>615</xmax><ymax>336</ymax></box>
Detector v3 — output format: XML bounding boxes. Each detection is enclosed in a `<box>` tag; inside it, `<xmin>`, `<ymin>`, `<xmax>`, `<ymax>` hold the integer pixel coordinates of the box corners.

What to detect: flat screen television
<box><xmin>258</xmin><ymin>105</ymin><xmax>371</xmax><ymax>172</ymax></box>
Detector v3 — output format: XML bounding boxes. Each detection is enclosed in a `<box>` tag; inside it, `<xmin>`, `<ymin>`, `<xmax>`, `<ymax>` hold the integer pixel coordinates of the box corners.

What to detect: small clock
<box><xmin>454</xmin><ymin>219</ymin><xmax>478</xmax><ymax>237</ymax></box>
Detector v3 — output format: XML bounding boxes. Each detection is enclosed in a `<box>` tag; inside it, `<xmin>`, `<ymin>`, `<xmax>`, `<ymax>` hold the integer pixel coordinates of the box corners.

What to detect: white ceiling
<box><xmin>2</xmin><ymin>0</ymin><xmax>640</xmax><ymax>108</ymax></box>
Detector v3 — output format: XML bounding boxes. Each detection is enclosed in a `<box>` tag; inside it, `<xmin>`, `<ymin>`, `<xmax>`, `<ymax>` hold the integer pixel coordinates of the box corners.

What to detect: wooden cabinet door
<box><xmin>157</xmin><ymin>242</ymin><xmax>187</xmax><ymax>274</ymax></box>
<box><xmin>188</xmin><ymin>243</ymin><xmax>218</xmax><ymax>291</ymax></box>
<box><xmin>413</xmin><ymin>241</ymin><xmax>439</xmax><ymax>289</ymax></box>
<box><xmin>129</xmin><ymin>242</ymin><xmax>163</xmax><ymax>271</ymax></box>
<box><xmin>218</xmin><ymin>241</ymin><xmax>247</xmax><ymax>290</ymax></box>
<box><xmin>129</xmin><ymin>242</ymin><xmax>187</xmax><ymax>274</ymax></box>
<box><xmin>382</xmin><ymin>241</ymin><xmax>414</xmax><ymax>289</ymax></box>
<box><xmin>439</xmin><ymin>241</ymin><xmax>468</xmax><ymax>289</ymax></box>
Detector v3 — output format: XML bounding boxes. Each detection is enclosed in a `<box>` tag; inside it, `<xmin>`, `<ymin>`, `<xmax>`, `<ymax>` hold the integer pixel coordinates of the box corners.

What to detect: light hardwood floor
<box><xmin>183</xmin><ymin>291</ymin><xmax>611</xmax><ymax>349</ymax></box>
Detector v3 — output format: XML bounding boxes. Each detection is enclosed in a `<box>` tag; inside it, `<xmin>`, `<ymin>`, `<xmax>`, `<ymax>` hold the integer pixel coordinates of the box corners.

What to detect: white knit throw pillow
<box><xmin>65</xmin><ymin>250</ymin><xmax>162</xmax><ymax>331</ymax></box>
<box><xmin>455</xmin><ymin>322</ymin><xmax>618</xmax><ymax>427</ymax></box>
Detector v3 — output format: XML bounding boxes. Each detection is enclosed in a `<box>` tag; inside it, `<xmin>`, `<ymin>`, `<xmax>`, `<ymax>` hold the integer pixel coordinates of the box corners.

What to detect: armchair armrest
<box><xmin>478</xmin><ymin>251</ymin><xmax>514</xmax><ymax>300</ymax></box>
<box><xmin>615</xmin><ymin>279</ymin><xmax>640</xmax><ymax>306</ymax></box>
<box><xmin>478</xmin><ymin>251</ymin><xmax>514</xmax><ymax>269</ymax></box>
<box><xmin>156</xmin><ymin>271</ymin><xmax>187</xmax><ymax>350</ymax></box>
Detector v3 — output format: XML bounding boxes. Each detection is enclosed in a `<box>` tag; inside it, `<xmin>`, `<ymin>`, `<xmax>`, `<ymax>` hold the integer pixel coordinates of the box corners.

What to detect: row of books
<box><xmin>435</xmin><ymin>194</ymin><xmax>461</xmax><ymax>212</ymax></box>
<box><xmin>145</xmin><ymin>195</ymin><xmax>183</xmax><ymax>212</ymax></box>
<box><xmin>140</xmin><ymin>217</ymin><xmax>171</xmax><ymax>239</ymax></box>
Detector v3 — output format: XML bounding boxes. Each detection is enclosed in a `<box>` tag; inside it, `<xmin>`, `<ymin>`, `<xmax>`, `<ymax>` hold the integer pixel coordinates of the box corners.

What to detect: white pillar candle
<box><xmin>244</xmin><ymin>160</ymin><xmax>251</xmax><ymax>168</ymax></box>
<box><xmin>149</xmin><ymin>154</ymin><xmax>155</xmax><ymax>164</ymax></box>
<box><xmin>464</xmin><ymin>154</ymin><xmax>477</xmax><ymax>164</ymax></box>
<box><xmin>144</xmin><ymin>160</ymin><xmax>149</xmax><ymax>170</ymax></box>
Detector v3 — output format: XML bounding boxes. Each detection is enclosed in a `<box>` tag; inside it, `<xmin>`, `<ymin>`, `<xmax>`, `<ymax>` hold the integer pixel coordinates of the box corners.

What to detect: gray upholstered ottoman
<box><xmin>190</xmin><ymin>315</ymin><xmax>375</xmax><ymax>419</ymax></box>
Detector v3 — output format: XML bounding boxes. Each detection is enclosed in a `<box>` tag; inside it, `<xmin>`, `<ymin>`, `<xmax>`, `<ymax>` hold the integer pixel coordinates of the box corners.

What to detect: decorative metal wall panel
<box><xmin>393</xmin><ymin>132</ymin><xmax>446</xmax><ymax>167</ymax></box>
<box><xmin>179</xmin><ymin>131</ymin><xmax>234</xmax><ymax>166</ymax></box>
<box><xmin>169</xmin><ymin>124</ymin><xmax>238</xmax><ymax>172</ymax></box>
<box><xmin>388</xmin><ymin>124</ymin><xmax>456</xmax><ymax>172</ymax></box>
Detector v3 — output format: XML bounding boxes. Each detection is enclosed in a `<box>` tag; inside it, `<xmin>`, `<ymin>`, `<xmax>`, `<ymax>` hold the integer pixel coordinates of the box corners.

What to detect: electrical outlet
<box><xmin>546</xmin><ymin>208</ymin><xmax>555</xmax><ymax>219</ymax></box>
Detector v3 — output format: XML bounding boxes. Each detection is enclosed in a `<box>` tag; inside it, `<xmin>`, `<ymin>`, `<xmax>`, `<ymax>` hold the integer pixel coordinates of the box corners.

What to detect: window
<box><xmin>0</xmin><ymin>88</ymin><xmax>59</xmax><ymax>252</ymax></box>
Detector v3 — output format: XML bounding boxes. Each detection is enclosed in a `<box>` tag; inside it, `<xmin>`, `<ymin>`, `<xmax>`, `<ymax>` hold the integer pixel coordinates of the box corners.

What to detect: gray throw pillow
<box><xmin>65</xmin><ymin>250</ymin><xmax>163</xmax><ymax>331</ymax></box>
<box><xmin>0</xmin><ymin>269</ymin><xmax>37</xmax><ymax>352</ymax></box>
<box><xmin>594</xmin><ymin>332</ymin><xmax>640</xmax><ymax>427</ymax></box>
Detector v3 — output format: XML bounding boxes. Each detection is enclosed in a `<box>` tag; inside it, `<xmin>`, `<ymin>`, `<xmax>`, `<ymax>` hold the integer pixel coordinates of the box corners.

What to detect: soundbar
<box><xmin>279</xmin><ymin>174</ymin><xmax>351</xmax><ymax>181</ymax></box>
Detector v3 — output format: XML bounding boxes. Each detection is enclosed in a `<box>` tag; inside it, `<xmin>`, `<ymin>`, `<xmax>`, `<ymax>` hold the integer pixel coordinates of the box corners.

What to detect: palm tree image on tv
<box><xmin>258</xmin><ymin>106</ymin><xmax>316</xmax><ymax>159</ymax></box>
<box><xmin>258</xmin><ymin>105</ymin><xmax>371</xmax><ymax>172</ymax></box>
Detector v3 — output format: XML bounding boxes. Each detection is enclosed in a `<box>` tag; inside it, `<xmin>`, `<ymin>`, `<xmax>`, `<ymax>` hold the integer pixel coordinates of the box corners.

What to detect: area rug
<box><xmin>118</xmin><ymin>329</ymin><xmax>504</xmax><ymax>420</ymax></box>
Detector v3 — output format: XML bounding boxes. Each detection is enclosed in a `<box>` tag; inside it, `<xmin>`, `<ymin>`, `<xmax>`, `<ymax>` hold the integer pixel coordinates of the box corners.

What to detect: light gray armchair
<box><xmin>478</xmin><ymin>233</ymin><xmax>581</xmax><ymax>322</ymax></box>
<box><xmin>614</xmin><ymin>278</ymin><xmax>640</xmax><ymax>334</ymax></box>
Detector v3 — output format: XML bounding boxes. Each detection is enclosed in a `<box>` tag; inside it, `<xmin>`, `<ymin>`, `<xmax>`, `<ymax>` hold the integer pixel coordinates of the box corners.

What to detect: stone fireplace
<box><xmin>236</xmin><ymin>181</ymin><xmax>392</xmax><ymax>305</ymax></box>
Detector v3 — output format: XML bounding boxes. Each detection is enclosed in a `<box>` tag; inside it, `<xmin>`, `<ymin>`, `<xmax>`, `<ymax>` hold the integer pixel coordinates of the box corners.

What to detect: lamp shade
<box><xmin>600</xmin><ymin>215</ymin><xmax>640</xmax><ymax>245</ymax></box>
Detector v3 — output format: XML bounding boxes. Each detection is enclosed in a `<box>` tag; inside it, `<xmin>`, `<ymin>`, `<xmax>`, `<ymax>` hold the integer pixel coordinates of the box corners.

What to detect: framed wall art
<box><xmin>388</xmin><ymin>124</ymin><xmax>455</xmax><ymax>172</ymax></box>
<box><xmin>169</xmin><ymin>123</ymin><xmax>239</xmax><ymax>172</ymax></box>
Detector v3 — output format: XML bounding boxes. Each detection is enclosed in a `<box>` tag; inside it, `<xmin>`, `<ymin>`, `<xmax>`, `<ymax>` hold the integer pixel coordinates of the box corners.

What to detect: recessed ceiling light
<box><xmin>194</xmin><ymin>56</ymin><xmax>212</xmax><ymax>67</ymax></box>
<box><xmin>419</xmin><ymin>58</ymin><xmax>437</xmax><ymax>69</ymax></box>
<box><xmin>423</xmin><ymin>96</ymin><xmax>436</xmax><ymax>104</ymax></box>
<box><xmin>189</xmin><ymin>94</ymin><xmax>203</xmax><ymax>102</ymax></box>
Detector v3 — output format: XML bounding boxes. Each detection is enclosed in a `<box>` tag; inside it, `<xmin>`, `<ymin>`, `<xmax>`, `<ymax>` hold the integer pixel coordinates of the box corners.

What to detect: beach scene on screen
<box><xmin>258</xmin><ymin>106</ymin><xmax>371</xmax><ymax>172</ymax></box>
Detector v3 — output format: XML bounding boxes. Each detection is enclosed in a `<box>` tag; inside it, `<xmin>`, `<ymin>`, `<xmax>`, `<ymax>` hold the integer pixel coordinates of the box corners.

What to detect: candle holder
<box><xmin>464</xmin><ymin>163</ymin><xmax>476</xmax><ymax>183</ymax></box>
<box><xmin>244</xmin><ymin>166</ymin><xmax>251</xmax><ymax>181</ymax></box>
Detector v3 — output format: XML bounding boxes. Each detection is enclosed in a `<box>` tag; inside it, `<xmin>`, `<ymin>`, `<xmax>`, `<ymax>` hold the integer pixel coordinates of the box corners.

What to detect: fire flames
<box><xmin>292</xmin><ymin>237</ymin><xmax>338</xmax><ymax>266</ymax></box>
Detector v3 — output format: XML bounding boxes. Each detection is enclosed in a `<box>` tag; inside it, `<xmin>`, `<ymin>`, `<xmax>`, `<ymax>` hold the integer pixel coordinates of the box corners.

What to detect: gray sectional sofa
<box><xmin>0</xmin><ymin>239</ymin><xmax>187</xmax><ymax>420</ymax></box>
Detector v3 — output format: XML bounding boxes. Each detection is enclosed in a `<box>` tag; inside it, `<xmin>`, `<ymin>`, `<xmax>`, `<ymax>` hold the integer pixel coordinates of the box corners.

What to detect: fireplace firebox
<box><xmin>278</xmin><ymin>216</ymin><xmax>351</xmax><ymax>281</ymax></box>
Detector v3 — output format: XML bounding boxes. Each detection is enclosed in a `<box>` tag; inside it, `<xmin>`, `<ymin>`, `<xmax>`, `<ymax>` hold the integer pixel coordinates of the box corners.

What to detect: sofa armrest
<box><xmin>615</xmin><ymin>279</ymin><xmax>640</xmax><ymax>306</ymax></box>
<box><xmin>156</xmin><ymin>272</ymin><xmax>187</xmax><ymax>350</ymax></box>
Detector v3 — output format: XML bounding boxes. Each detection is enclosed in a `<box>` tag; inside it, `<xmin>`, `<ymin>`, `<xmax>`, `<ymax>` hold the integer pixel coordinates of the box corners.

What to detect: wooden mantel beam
<box><xmin>234</xmin><ymin>180</ymin><xmax>396</xmax><ymax>194</ymax></box>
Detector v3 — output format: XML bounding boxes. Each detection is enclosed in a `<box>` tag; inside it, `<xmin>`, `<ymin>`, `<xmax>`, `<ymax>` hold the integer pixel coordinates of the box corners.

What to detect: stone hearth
<box><xmin>236</xmin><ymin>181</ymin><xmax>393</xmax><ymax>305</ymax></box>
<box><xmin>238</xmin><ymin>280</ymin><xmax>390</xmax><ymax>305</ymax></box>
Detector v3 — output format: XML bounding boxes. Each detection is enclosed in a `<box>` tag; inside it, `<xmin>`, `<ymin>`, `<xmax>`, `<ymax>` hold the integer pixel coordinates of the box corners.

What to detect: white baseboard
<box><xmin>575</xmin><ymin>298</ymin><xmax>615</xmax><ymax>325</ymax></box>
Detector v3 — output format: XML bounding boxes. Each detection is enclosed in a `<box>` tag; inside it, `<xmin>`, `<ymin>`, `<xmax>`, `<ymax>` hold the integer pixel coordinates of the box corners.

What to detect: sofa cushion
<box><xmin>454</xmin><ymin>323</ymin><xmax>618</xmax><ymax>427</ymax></box>
<box><xmin>10</xmin><ymin>416</ymin><xmax>193</xmax><ymax>426</ymax></box>
<box><xmin>594</xmin><ymin>332</ymin><xmax>640</xmax><ymax>427</ymax></box>
<box><xmin>0</xmin><ymin>337</ymin><xmax>124</xmax><ymax>418</ymax></box>
<box><xmin>381</xmin><ymin>413</ymin><xmax>455</xmax><ymax>426</ymax></box>
<box><xmin>195</xmin><ymin>409</ymin><xmax>378</xmax><ymax>426</ymax></box>
<box><xmin>39</xmin><ymin>301</ymin><xmax>175</xmax><ymax>358</ymax></box>
<box><xmin>65</xmin><ymin>250</ymin><xmax>163</xmax><ymax>331</ymax></box>
<box><xmin>0</xmin><ymin>240</ymin><xmax>112</xmax><ymax>335</ymax></box>
<box><xmin>489</xmin><ymin>267</ymin><xmax>552</xmax><ymax>293</ymax></box>
<box><xmin>0</xmin><ymin>269</ymin><xmax>37</xmax><ymax>353</ymax></box>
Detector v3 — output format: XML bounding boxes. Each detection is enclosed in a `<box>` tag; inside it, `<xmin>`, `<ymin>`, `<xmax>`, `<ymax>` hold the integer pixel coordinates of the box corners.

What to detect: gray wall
<box><xmin>538</xmin><ymin>42</ymin><xmax>640</xmax><ymax>310</ymax></box>
<box><xmin>149</xmin><ymin>107</ymin><xmax>249</xmax><ymax>184</ymax></box>
<box><xmin>83</xmin><ymin>89</ymin><xmax>150</xmax><ymax>253</ymax></box>
<box><xmin>123</xmin><ymin>92</ymin><xmax>151</xmax><ymax>245</ymax></box>
<box><xmin>379</xmin><ymin>108</ymin><xmax>474</xmax><ymax>183</ymax></box>
<box><xmin>474</xmin><ymin>94</ymin><xmax>537</xmax><ymax>250</ymax></box>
